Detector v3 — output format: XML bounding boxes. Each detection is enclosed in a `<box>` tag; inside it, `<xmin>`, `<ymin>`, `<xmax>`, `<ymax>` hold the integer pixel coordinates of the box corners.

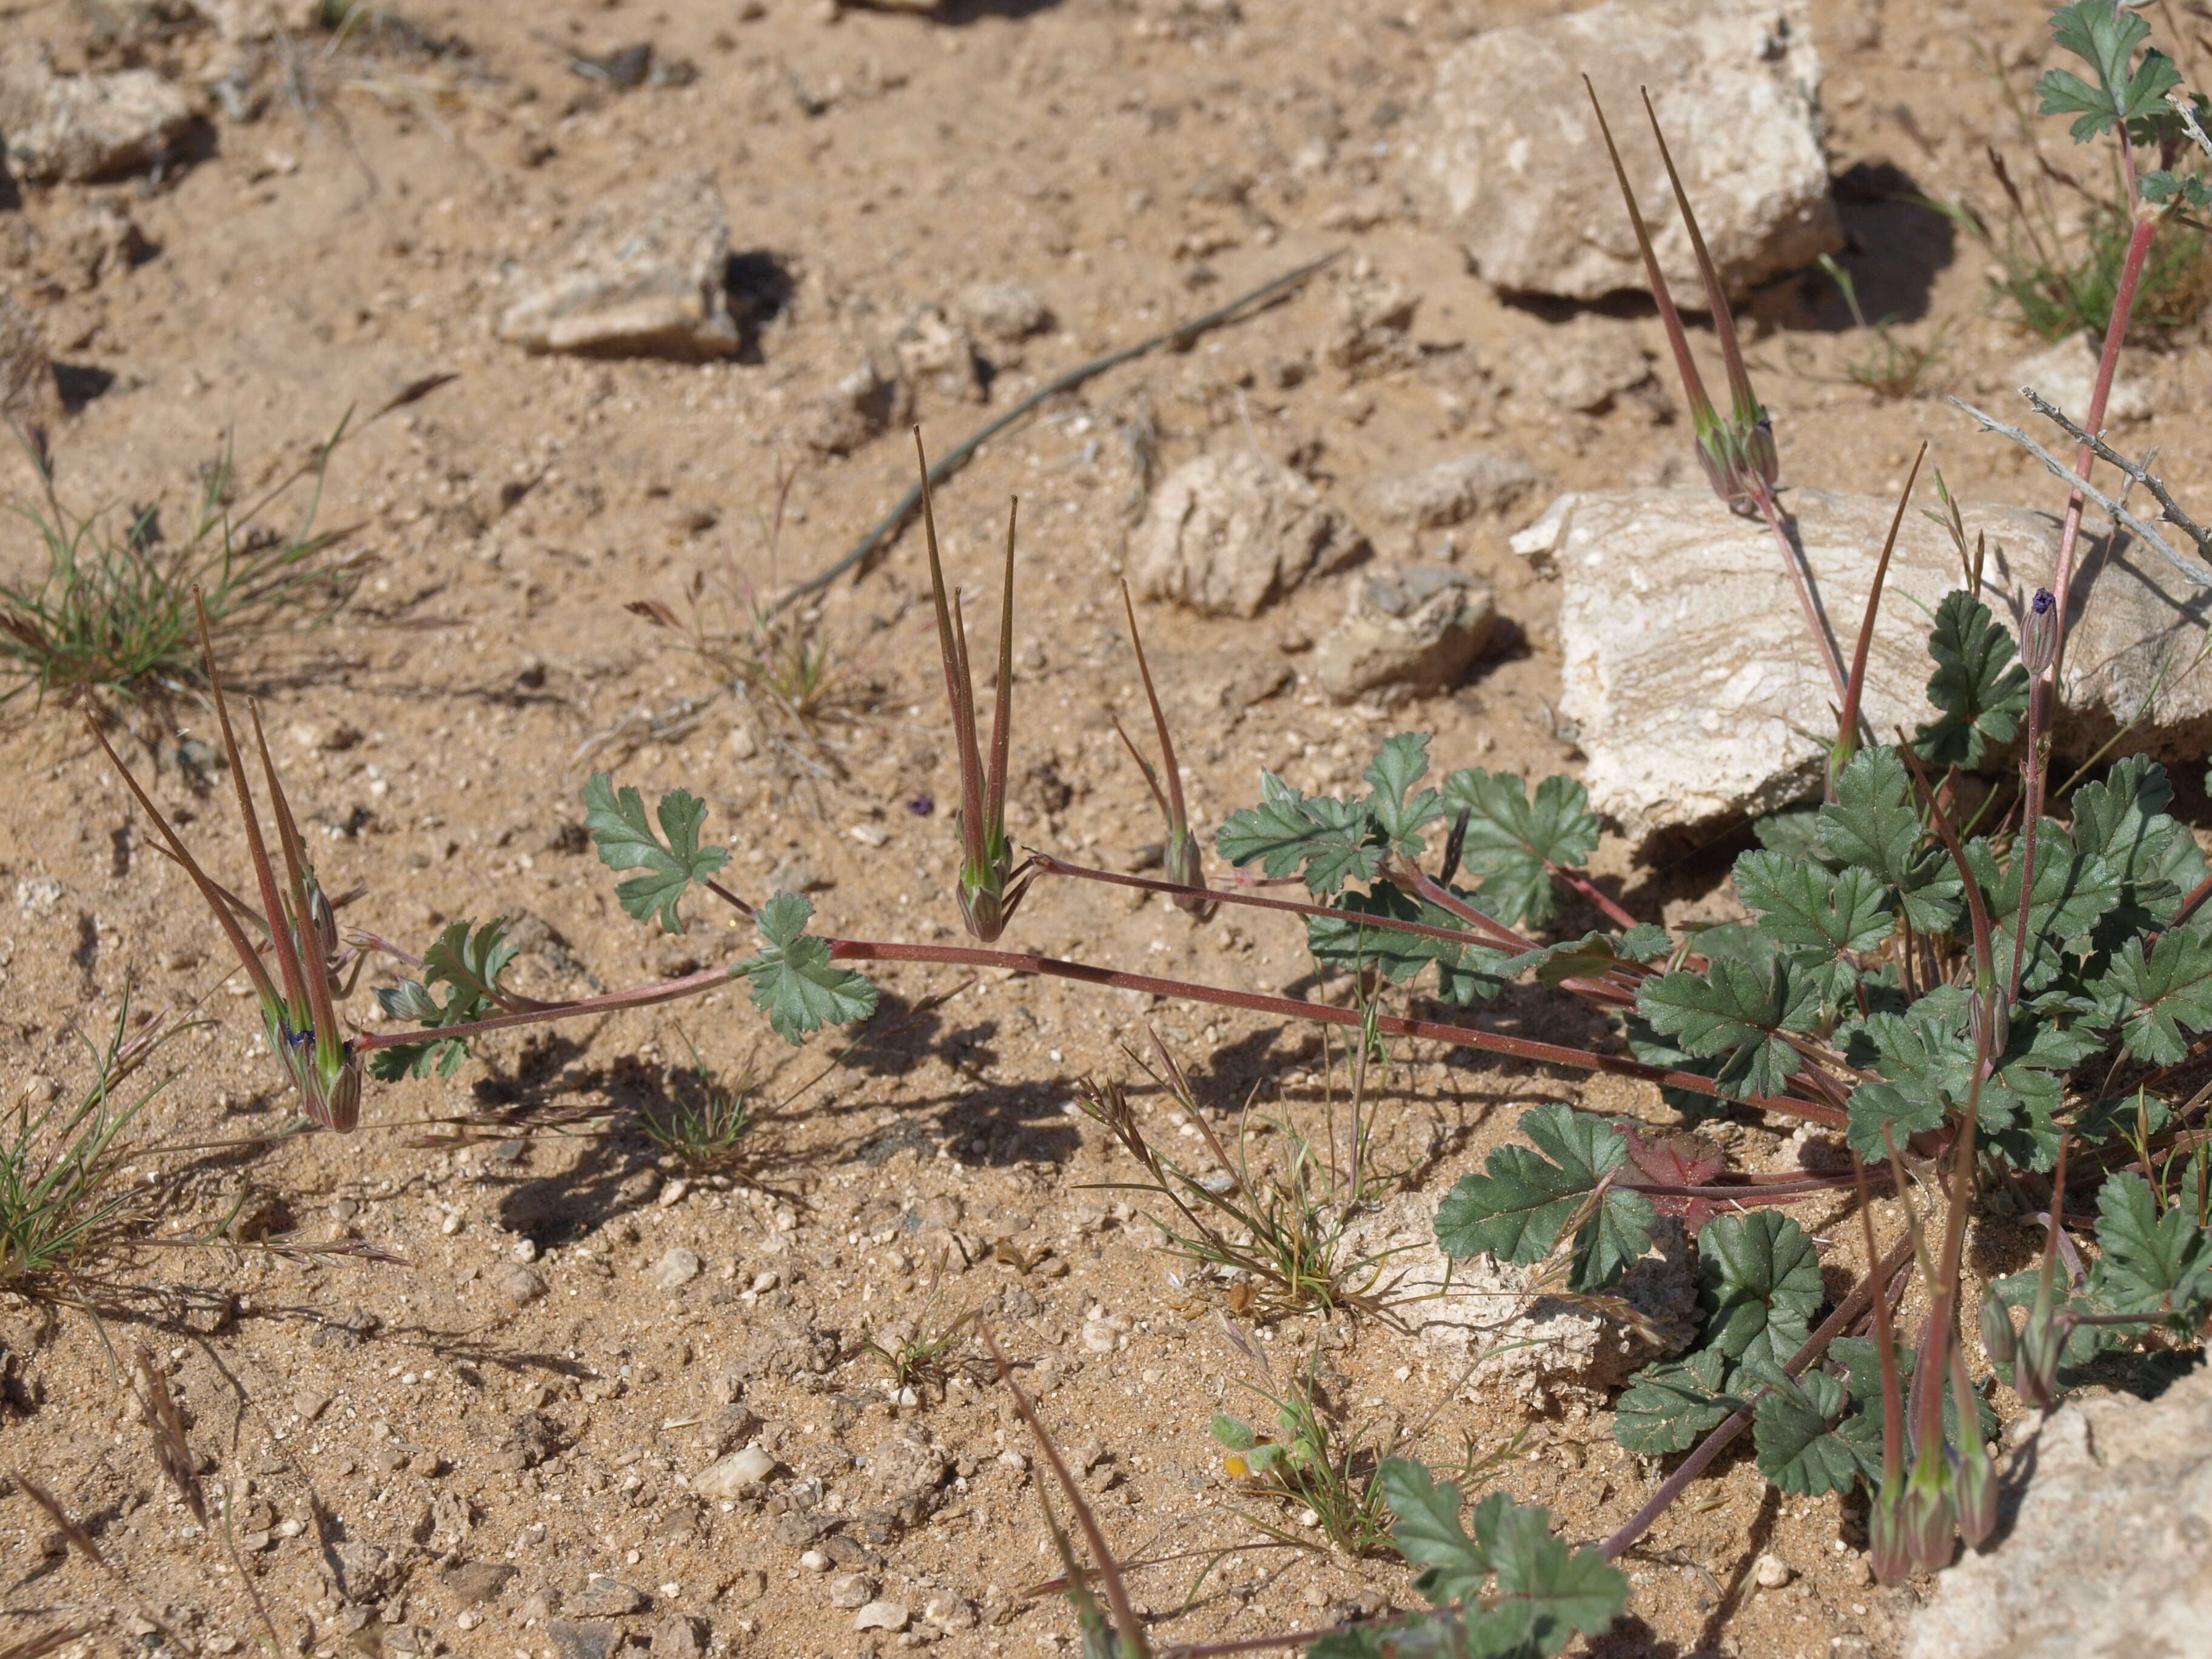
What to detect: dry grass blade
<box><xmin>13</xmin><ymin>1470</ymin><xmax>112</xmax><ymax>1573</ymax></box>
<box><xmin>982</xmin><ymin>1325</ymin><xmax>1150</xmax><ymax>1659</ymax></box>
<box><xmin>0</xmin><ymin>1627</ymin><xmax>82</xmax><ymax>1659</ymax></box>
<box><xmin>134</xmin><ymin>1346</ymin><xmax>207</xmax><ymax>1526</ymax></box>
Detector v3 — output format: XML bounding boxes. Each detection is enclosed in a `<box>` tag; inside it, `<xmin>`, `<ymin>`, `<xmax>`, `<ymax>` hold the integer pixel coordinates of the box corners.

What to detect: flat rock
<box><xmin>497</xmin><ymin>170</ymin><xmax>740</xmax><ymax>359</ymax></box>
<box><xmin>1908</xmin><ymin>1365</ymin><xmax>2212</xmax><ymax>1658</ymax></box>
<box><xmin>854</xmin><ymin>1600</ymin><xmax>911</xmax><ymax>1633</ymax></box>
<box><xmin>547</xmin><ymin>1621</ymin><xmax>617</xmax><ymax>1659</ymax></box>
<box><xmin>1515</xmin><ymin>487</ymin><xmax>2212</xmax><ymax>850</ymax></box>
<box><xmin>1134</xmin><ymin>451</ymin><xmax>1367</xmax><ymax>618</ymax></box>
<box><xmin>1345</xmin><ymin>1194</ymin><xmax>1697</xmax><ymax>1410</ymax></box>
<box><xmin>692</xmin><ymin>1442</ymin><xmax>775</xmax><ymax>1498</ymax></box>
<box><xmin>0</xmin><ymin>45</ymin><xmax>196</xmax><ymax>185</ymax></box>
<box><xmin>0</xmin><ymin>292</ymin><xmax>56</xmax><ymax>420</ymax></box>
<box><xmin>1314</xmin><ymin>565</ymin><xmax>1498</xmax><ymax>702</ymax></box>
<box><xmin>1410</xmin><ymin>0</ymin><xmax>1838</xmax><ymax>300</ymax></box>
<box><xmin>1366</xmin><ymin>451</ymin><xmax>1538</xmax><ymax>531</ymax></box>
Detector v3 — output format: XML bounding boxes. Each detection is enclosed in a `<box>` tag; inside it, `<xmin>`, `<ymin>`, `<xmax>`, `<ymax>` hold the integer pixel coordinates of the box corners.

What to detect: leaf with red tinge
<box><xmin>1617</xmin><ymin>1124</ymin><xmax>1726</xmax><ymax>1233</ymax></box>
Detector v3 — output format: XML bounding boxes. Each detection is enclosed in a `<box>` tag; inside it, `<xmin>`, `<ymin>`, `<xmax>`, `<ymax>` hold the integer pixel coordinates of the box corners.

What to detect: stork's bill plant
<box><xmin>100</xmin><ymin>5</ymin><xmax>2212</xmax><ymax>1651</ymax></box>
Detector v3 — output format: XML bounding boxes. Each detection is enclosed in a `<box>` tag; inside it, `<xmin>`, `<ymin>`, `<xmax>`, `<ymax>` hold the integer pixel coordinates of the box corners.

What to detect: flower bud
<box><xmin>2014</xmin><ymin>1302</ymin><xmax>2066</xmax><ymax>1410</ymax></box>
<box><xmin>2022</xmin><ymin>588</ymin><xmax>2058</xmax><ymax>677</ymax></box>
<box><xmin>1953</xmin><ymin>1433</ymin><xmax>1997</xmax><ymax>1549</ymax></box>
<box><xmin>1979</xmin><ymin>1293</ymin><xmax>2017</xmax><ymax>1369</ymax></box>
<box><xmin>1903</xmin><ymin>1453</ymin><xmax>1957</xmax><ymax>1570</ymax></box>
<box><xmin>1868</xmin><ymin>1478</ymin><xmax>1914</xmax><ymax>1586</ymax></box>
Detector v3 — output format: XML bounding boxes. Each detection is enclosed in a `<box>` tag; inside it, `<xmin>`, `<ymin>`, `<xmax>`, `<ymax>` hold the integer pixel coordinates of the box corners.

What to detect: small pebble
<box><xmin>751</xmin><ymin>1269</ymin><xmax>780</xmax><ymax>1293</ymax></box>
<box><xmin>660</xmin><ymin>1178</ymin><xmax>691</xmax><ymax>1208</ymax></box>
<box><xmin>829</xmin><ymin>1572</ymin><xmax>878</xmax><ymax>1609</ymax></box>
<box><xmin>855</xmin><ymin>1600</ymin><xmax>911</xmax><ymax>1633</ymax></box>
<box><xmin>654</xmin><ymin>1247</ymin><xmax>702</xmax><ymax>1290</ymax></box>
<box><xmin>997</xmin><ymin>1450</ymin><xmax>1029</xmax><ymax>1472</ymax></box>
<box><xmin>511</xmin><ymin>1238</ymin><xmax>539</xmax><ymax>1264</ymax></box>
<box><xmin>1752</xmin><ymin>1553</ymin><xmax>1792</xmax><ymax>1589</ymax></box>
<box><xmin>800</xmin><ymin>1550</ymin><xmax>832</xmax><ymax>1573</ymax></box>
<box><xmin>493</xmin><ymin>1264</ymin><xmax>547</xmax><ymax>1306</ymax></box>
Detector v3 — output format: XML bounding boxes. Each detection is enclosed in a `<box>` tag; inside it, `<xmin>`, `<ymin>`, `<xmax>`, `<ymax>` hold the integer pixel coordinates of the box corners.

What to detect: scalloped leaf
<box><xmin>583</xmin><ymin>773</ymin><xmax>731</xmax><ymax>935</ymax></box>
<box><xmin>742</xmin><ymin>891</ymin><xmax>877</xmax><ymax>1045</ymax></box>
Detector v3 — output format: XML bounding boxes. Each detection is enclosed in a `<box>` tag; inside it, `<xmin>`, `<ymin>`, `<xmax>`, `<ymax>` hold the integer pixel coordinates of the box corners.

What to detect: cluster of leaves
<box><xmin>1638</xmin><ymin>594</ymin><xmax>2206</xmax><ymax>1168</ymax></box>
<box><xmin>1310</xmin><ymin>1460</ymin><xmax>1625</xmax><ymax>1659</ymax></box>
<box><xmin>1216</xmin><ymin>734</ymin><xmax>1602</xmax><ymax>1002</ymax></box>
<box><xmin>2037</xmin><ymin>1</ymin><xmax>2210</xmax><ymax>210</ymax></box>
<box><xmin>1994</xmin><ymin>1160</ymin><xmax>2212</xmax><ymax>1379</ymax></box>
<box><xmin>370</xmin><ymin>919</ymin><xmax>520</xmax><ymax>1081</ymax></box>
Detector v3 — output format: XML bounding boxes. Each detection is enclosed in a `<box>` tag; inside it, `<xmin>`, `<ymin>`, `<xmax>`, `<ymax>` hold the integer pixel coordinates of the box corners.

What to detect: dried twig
<box><xmin>770</xmin><ymin>251</ymin><xmax>1344</xmax><ymax>617</ymax></box>
<box><xmin>1951</xmin><ymin>394</ymin><xmax>2212</xmax><ymax>588</ymax></box>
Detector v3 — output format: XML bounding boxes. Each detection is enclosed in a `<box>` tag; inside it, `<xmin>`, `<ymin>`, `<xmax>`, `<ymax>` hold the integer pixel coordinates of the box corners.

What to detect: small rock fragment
<box><xmin>692</xmin><ymin>1443</ymin><xmax>775</xmax><ymax>1497</ymax></box>
<box><xmin>924</xmin><ymin>1594</ymin><xmax>980</xmax><ymax>1631</ymax></box>
<box><xmin>1752</xmin><ymin>1553</ymin><xmax>1792</xmax><ymax>1589</ymax></box>
<box><xmin>1518</xmin><ymin>313</ymin><xmax>1659</xmax><ymax>415</ymax></box>
<box><xmin>828</xmin><ymin>1572</ymin><xmax>877</xmax><ymax>1609</ymax></box>
<box><xmin>497</xmin><ymin>170</ymin><xmax>742</xmax><ymax>359</ymax></box>
<box><xmin>492</xmin><ymin>1264</ymin><xmax>547</xmax><ymax>1307</ymax></box>
<box><xmin>572</xmin><ymin>1574</ymin><xmax>648</xmax><ymax>1617</ymax></box>
<box><xmin>1367</xmin><ymin>451</ymin><xmax>1538</xmax><ymax>531</ymax></box>
<box><xmin>652</xmin><ymin>1247</ymin><xmax>702</xmax><ymax>1290</ymax></box>
<box><xmin>893</xmin><ymin>306</ymin><xmax>982</xmax><ymax>402</ymax></box>
<box><xmin>547</xmin><ymin>1622</ymin><xmax>617</xmax><ymax>1659</ymax></box>
<box><xmin>0</xmin><ymin>45</ymin><xmax>196</xmax><ymax>184</ymax></box>
<box><xmin>649</xmin><ymin>1615</ymin><xmax>707</xmax><ymax>1659</ymax></box>
<box><xmin>806</xmin><ymin>355</ymin><xmax>913</xmax><ymax>455</ymax></box>
<box><xmin>1313</xmin><ymin>566</ymin><xmax>1498</xmax><ymax>702</ymax></box>
<box><xmin>961</xmin><ymin>280</ymin><xmax>1051</xmax><ymax>342</ymax></box>
<box><xmin>854</xmin><ymin>1600</ymin><xmax>911</xmax><ymax>1633</ymax></box>
<box><xmin>1133</xmin><ymin>451</ymin><xmax>1367</xmax><ymax>618</ymax></box>
<box><xmin>799</xmin><ymin>1549</ymin><xmax>831</xmax><ymax>1572</ymax></box>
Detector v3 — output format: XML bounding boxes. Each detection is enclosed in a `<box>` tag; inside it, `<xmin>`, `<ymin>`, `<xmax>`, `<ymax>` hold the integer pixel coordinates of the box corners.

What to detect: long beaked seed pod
<box><xmin>2021</xmin><ymin>587</ymin><xmax>2059</xmax><ymax>678</ymax></box>
<box><xmin>914</xmin><ymin>431</ymin><xmax>1033</xmax><ymax>943</ymax></box>
<box><xmin>1902</xmin><ymin>1433</ymin><xmax>1958</xmax><ymax>1572</ymax></box>
<box><xmin>1113</xmin><ymin>581</ymin><xmax>1213</xmax><ymax>920</ymax></box>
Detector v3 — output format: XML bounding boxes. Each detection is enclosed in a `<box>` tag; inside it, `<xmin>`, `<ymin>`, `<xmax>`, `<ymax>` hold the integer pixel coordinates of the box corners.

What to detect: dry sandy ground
<box><xmin>1</xmin><ymin>1</ymin><xmax>2207</xmax><ymax>1657</ymax></box>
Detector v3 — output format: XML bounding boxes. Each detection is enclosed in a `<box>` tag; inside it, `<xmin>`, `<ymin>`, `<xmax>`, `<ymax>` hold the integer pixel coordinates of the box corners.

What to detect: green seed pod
<box><xmin>1979</xmin><ymin>1293</ymin><xmax>2018</xmax><ymax>1369</ymax></box>
<box><xmin>1902</xmin><ymin>1450</ymin><xmax>1957</xmax><ymax>1572</ymax></box>
<box><xmin>1868</xmin><ymin>1477</ymin><xmax>1914</xmax><ymax>1586</ymax></box>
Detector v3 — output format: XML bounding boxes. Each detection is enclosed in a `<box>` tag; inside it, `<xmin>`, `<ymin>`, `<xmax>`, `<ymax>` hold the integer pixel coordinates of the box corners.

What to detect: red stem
<box><xmin>1547</xmin><ymin>860</ymin><xmax>1640</xmax><ymax>933</ymax></box>
<box><xmin>354</xmin><ymin>936</ymin><xmax>1850</xmax><ymax>1127</ymax></box>
<box><xmin>2047</xmin><ymin>206</ymin><xmax>2158</xmax><ymax>682</ymax></box>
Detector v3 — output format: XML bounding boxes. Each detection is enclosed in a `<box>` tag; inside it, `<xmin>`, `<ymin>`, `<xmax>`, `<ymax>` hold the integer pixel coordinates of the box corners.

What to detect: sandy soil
<box><xmin>1</xmin><ymin>1</ymin><xmax>2205</xmax><ymax>1656</ymax></box>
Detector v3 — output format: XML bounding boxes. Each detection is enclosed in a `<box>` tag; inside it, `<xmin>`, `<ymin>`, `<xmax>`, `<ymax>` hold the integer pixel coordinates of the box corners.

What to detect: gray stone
<box><xmin>0</xmin><ymin>45</ymin><xmax>195</xmax><ymax>185</ymax></box>
<box><xmin>1517</xmin><ymin>314</ymin><xmax>1660</xmax><ymax>416</ymax></box>
<box><xmin>492</xmin><ymin>1263</ymin><xmax>546</xmax><ymax>1306</ymax></box>
<box><xmin>893</xmin><ymin>306</ymin><xmax>982</xmax><ymax>403</ymax></box>
<box><xmin>960</xmin><ymin>280</ymin><xmax>1051</xmax><ymax>342</ymax></box>
<box><xmin>1134</xmin><ymin>451</ymin><xmax>1367</xmax><ymax>618</ymax></box>
<box><xmin>652</xmin><ymin>1247</ymin><xmax>701</xmax><ymax>1290</ymax></box>
<box><xmin>571</xmin><ymin>1574</ymin><xmax>648</xmax><ymax>1617</ymax></box>
<box><xmin>1313</xmin><ymin>566</ymin><xmax>1498</xmax><ymax>702</ymax></box>
<box><xmin>547</xmin><ymin>1621</ymin><xmax>617</xmax><ymax>1659</ymax></box>
<box><xmin>1367</xmin><ymin>452</ymin><xmax>1538</xmax><ymax>531</ymax></box>
<box><xmin>1908</xmin><ymin>1366</ymin><xmax>2212</xmax><ymax>1658</ymax></box>
<box><xmin>692</xmin><ymin>1442</ymin><xmax>775</xmax><ymax>1497</ymax></box>
<box><xmin>649</xmin><ymin>1615</ymin><xmax>707</xmax><ymax>1659</ymax></box>
<box><xmin>1410</xmin><ymin>0</ymin><xmax>1838</xmax><ymax>301</ymax></box>
<box><xmin>440</xmin><ymin>1560</ymin><xmax>518</xmax><ymax>1607</ymax></box>
<box><xmin>854</xmin><ymin>1600</ymin><xmax>911</xmax><ymax>1633</ymax></box>
<box><xmin>497</xmin><ymin>170</ymin><xmax>740</xmax><ymax>359</ymax></box>
<box><xmin>0</xmin><ymin>293</ymin><xmax>55</xmax><ymax>421</ymax></box>
<box><xmin>1514</xmin><ymin>487</ymin><xmax>2212</xmax><ymax>850</ymax></box>
<box><xmin>924</xmin><ymin>1594</ymin><xmax>980</xmax><ymax>1632</ymax></box>
<box><xmin>1344</xmin><ymin>1194</ymin><xmax>1697</xmax><ymax>1410</ymax></box>
<box><xmin>805</xmin><ymin>355</ymin><xmax>912</xmax><ymax>455</ymax></box>
<box><xmin>828</xmin><ymin>1572</ymin><xmax>877</xmax><ymax>1609</ymax></box>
